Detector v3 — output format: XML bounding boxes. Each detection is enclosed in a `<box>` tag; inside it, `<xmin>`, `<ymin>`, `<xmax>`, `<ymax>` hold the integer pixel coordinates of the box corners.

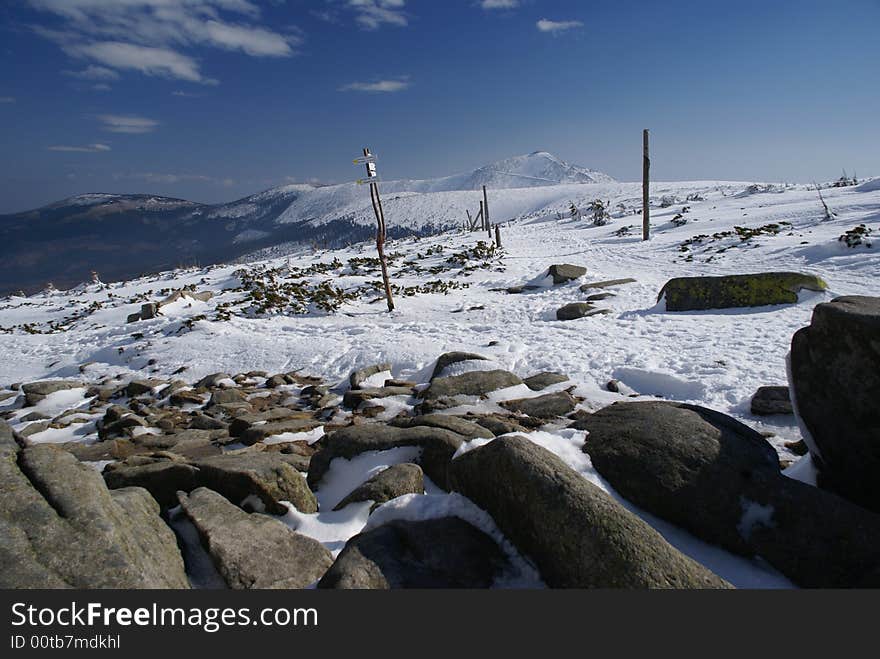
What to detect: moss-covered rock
<box><xmin>659</xmin><ymin>272</ymin><xmax>827</xmax><ymax>311</ymax></box>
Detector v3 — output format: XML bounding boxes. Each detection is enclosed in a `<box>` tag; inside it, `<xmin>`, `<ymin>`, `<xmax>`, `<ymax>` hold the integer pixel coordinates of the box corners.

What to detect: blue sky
<box><xmin>1</xmin><ymin>0</ymin><xmax>878</xmax><ymax>213</ymax></box>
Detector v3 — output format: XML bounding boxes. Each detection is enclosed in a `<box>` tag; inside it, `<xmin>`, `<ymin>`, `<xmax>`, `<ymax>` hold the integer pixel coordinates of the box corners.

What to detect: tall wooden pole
<box><xmin>363</xmin><ymin>147</ymin><xmax>394</xmax><ymax>312</ymax></box>
<box><xmin>494</xmin><ymin>224</ymin><xmax>501</xmax><ymax>248</ymax></box>
<box><xmin>642</xmin><ymin>129</ymin><xmax>650</xmax><ymax>241</ymax></box>
<box><xmin>482</xmin><ymin>185</ymin><xmax>489</xmax><ymax>231</ymax></box>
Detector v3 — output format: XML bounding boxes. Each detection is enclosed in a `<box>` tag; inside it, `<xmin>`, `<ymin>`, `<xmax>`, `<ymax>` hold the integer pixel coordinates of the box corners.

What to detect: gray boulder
<box><xmin>333</xmin><ymin>463</ymin><xmax>424</xmax><ymax>512</ymax></box>
<box><xmin>750</xmin><ymin>386</ymin><xmax>793</xmax><ymax>416</ymax></box>
<box><xmin>240</xmin><ymin>417</ymin><xmax>322</xmax><ymax>445</ymax></box>
<box><xmin>548</xmin><ymin>264</ymin><xmax>587</xmax><ymax>284</ymax></box>
<box><xmin>389</xmin><ymin>414</ymin><xmax>494</xmax><ymax>439</ymax></box>
<box><xmin>104</xmin><ymin>456</ymin><xmax>200</xmax><ymax>508</ymax></box>
<box><xmin>308</xmin><ymin>424</ymin><xmax>465</xmax><ymax>491</ymax></box>
<box><xmin>449</xmin><ymin>435</ymin><xmax>730</xmax><ymax>588</ymax></box>
<box><xmin>557</xmin><ymin>302</ymin><xmax>608</xmax><ymax>320</ymax></box>
<box><xmin>21</xmin><ymin>380</ymin><xmax>81</xmax><ymax>407</ymax></box>
<box><xmin>579</xmin><ymin>278</ymin><xmax>637</xmax><ymax>291</ymax></box>
<box><xmin>501</xmin><ymin>390</ymin><xmax>577</xmax><ymax>419</ymax></box>
<box><xmin>419</xmin><ymin>370</ymin><xmax>523</xmax><ymax>412</ymax></box>
<box><xmin>194</xmin><ymin>452</ymin><xmax>317</xmax><ymax>514</ymax></box>
<box><xmin>343</xmin><ymin>386</ymin><xmax>413</xmax><ymax>409</ymax></box>
<box><xmin>430</xmin><ymin>352</ymin><xmax>488</xmax><ymax>380</ymax></box>
<box><xmin>581</xmin><ymin>401</ymin><xmax>880</xmax><ymax>587</ymax></box>
<box><xmin>349</xmin><ymin>363</ymin><xmax>392</xmax><ymax>390</ymax></box>
<box><xmin>317</xmin><ymin>517</ymin><xmax>507</xmax><ymax>589</ymax></box>
<box><xmin>178</xmin><ymin>488</ymin><xmax>332</xmax><ymax>589</ymax></box>
<box><xmin>0</xmin><ymin>430</ymin><xmax>188</xmax><ymax>589</ymax></box>
<box><xmin>523</xmin><ymin>372</ymin><xmax>569</xmax><ymax>391</ymax></box>
<box><xmin>658</xmin><ymin>272</ymin><xmax>827</xmax><ymax>312</ymax></box>
<box><xmin>790</xmin><ymin>296</ymin><xmax>880</xmax><ymax>511</ymax></box>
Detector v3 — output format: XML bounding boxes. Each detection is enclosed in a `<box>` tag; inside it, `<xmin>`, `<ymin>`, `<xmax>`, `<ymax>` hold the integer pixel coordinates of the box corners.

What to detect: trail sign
<box><xmin>354</xmin><ymin>147</ymin><xmax>395</xmax><ymax>312</ymax></box>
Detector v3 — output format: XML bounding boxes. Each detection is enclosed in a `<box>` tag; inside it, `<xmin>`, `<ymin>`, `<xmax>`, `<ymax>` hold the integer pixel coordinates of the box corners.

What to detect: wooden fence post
<box><xmin>642</xmin><ymin>129</ymin><xmax>650</xmax><ymax>241</ymax></box>
<box><xmin>494</xmin><ymin>224</ymin><xmax>501</xmax><ymax>249</ymax></box>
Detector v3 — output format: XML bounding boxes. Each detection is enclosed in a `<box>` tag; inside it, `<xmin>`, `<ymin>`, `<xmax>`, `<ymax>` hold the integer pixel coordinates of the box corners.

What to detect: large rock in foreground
<box><xmin>659</xmin><ymin>272</ymin><xmax>827</xmax><ymax>311</ymax></box>
<box><xmin>0</xmin><ymin>425</ymin><xmax>188</xmax><ymax>588</ymax></box>
<box><xmin>178</xmin><ymin>487</ymin><xmax>332</xmax><ymax>589</ymax></box>
<box><xmin>581</xmin><ymin>401</ymin><xmax>880</xmax><ymax>587</ymax></box>
<box><xmin>449</xmin><ymin>435</ymin><xmax>730</xmax><ymax>589</ymax></box>
<box><xmin>318</xmin><ymin>517</ymin><xmax>507</xmax><ymax>589</ymax></box>
<box><xmin>790</xmin><ymin>296</ymin><xmax>880</xmax><ymax>511</ymax></box>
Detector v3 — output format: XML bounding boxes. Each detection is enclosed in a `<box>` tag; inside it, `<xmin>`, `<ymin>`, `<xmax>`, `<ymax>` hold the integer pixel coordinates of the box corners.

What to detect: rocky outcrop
<box><xmin>658</xmin><ymin>272</ymin><xmax>827</xmax><ymax>312</ymax></box>
<box><xmin>0</xmin><ymin>428</ymin><xmax>188</xmax><ymax>589</ymax></box>
<box><xmin>449</xmin><ymin>435</ymin><xmax>730</xmax><ymax>588</ymax></box>
<box><xmin>317</xmin><ymin>517</ymin><xmax>507</xmax><ymax>589</ymax></box>
<box><xmin>333</xmin><ymin>463</ymin><xmax>424</xmax><ymax>512</ymax></box>
<box><xmin>104</xmin><ymin>455</ymin><xmax>200</xmax><ymax>508</ymax></box>
<box><xmin>790</xmin><ymin>295</ymin><xmax>880</xmax><ymax>511</ymax></box>
<box><xmin>581</xmin><ymin>401</ymin><xmax>880</xmax><ymax>587</ymax></box>
<box><xmin>178</xmin><ymin>487</ymin><xmax>332</xmax><ymax>589</ymax></box>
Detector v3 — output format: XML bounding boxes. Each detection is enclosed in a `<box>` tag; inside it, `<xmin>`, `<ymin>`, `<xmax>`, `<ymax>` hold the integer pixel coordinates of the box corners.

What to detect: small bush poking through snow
<box><xmin>838</xmin><ymin>224</ymin><xmax>873</xmax><ymax>248</ymax></box>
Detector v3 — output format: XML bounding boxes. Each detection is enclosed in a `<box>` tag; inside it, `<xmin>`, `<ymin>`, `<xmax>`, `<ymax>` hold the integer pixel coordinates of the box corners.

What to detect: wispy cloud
<box><xmin>27</xmin><ymin>0</ymin><xmax>300</xmax><ymax>84</ymax></box>
<box><xmin>536</xmin><ymin>18</ymin><xmax>584</xmax><ymax>33</ymax></box>
<box><xmin>97</xmin><ymin>114</ymin><xmax>160</xmax><ymax>134</ymax></box>
<box><xmin>172</xmin><ymin>90</ymin><xmax>203</xmax><ymax>98</ymax></box>
<box><xmin>480</xmin><ymin>0</ymin><xmax>519</xmax><ymax>9</ymax></box>
<box><xmin>0</xmin><ymin>97</ymin><xmax>15</xmax><ymax>104</ymax></box>
<box><xmin>339</xmin><ymin>0</ymin><xmax>408</xmax><ymax>30</ymax></box>
<box><xmin>47</xmin><ymin>143</ymin><xmax>111</xmax><ymax>153</ymax></box>
<box><xmin>63</xmin><ymin>65</ymin><xmax>120</xmax><ymax>81</ymax></box>
<box><xmin>339</xmin><ymin>77</ymin><xmax>410</xmax><ymax>93</ymax></box>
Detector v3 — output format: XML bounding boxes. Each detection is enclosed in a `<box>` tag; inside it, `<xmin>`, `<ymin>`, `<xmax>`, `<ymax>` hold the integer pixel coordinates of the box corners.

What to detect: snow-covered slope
<box><xmin>2</xmin><ymin>176</ymin><xmax>878</xmax><ymax>588</ymax></box>
<box><xmin>389</xmin><ymin>151</ymin><xmax>615</xmax><ymax>191</ymax></box>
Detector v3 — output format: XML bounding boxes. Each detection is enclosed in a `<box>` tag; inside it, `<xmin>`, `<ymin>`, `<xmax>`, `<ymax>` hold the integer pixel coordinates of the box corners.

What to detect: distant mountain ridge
<box><xmin>0</xmin><ymin>152</ymin><xmax>613</xmax><ymax>294</ymax></box>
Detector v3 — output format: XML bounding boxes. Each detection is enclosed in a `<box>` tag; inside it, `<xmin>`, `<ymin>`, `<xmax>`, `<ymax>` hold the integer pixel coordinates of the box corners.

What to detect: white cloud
<box><xmin>28</xmin><ymin>0</ymin><xmax>299</xmax><ymax>84</ymax></box>
<box><xmin>97</xmin><ymin>114</ymin><xmax>160</xmax><ymax>133</ymax></box>
<box><xmin>536</xmin><ymin>18</ymin><xmax>584</xmax><ymax>33</ymax></box>
<box><xmin>69</xmin><ymin>41</ymin><xmax>209</xmax><ymax>83</ymax></box>
<box><xmin>0</xmin><ymin>97</ymin><xmax>15</xmax><ymax>103</ymax></box>
<box><xmin>172</xmin><ymin>90</ymin><xmax>203</xmax><ymax>97</ymax></box>
<box><xmin>481</xmin><ymin>0</ymin><xmax>519</xmax><ymax>9</ymax></box>
<box><xmin>47</xmin><ymin>143</ymin><xmax>111</xmax><ymax>152</ymax></box>
<box><xmin>63</xmin><ymin>65</ymin><xmax>120</xmax><ymax>80</ymax></box>
<box><xmin>339</xmin><ymin>78</ymin><xmax>410</xmax><ymax>93</ymax></box>
<box><xmin>340</xmin><ymin>0</ymin><xmax>408</xmax><ymax>30</ymax></box>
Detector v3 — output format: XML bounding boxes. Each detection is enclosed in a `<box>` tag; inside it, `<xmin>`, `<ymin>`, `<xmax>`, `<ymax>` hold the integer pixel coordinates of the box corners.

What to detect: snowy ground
<box><xmin>1</xmin><ymin>176</ymin><xmax>877</xmax><ymax>588</ymax></box>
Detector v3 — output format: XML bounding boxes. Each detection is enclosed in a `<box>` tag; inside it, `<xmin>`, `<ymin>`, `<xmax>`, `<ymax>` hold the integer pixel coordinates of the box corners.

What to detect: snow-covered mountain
<box><xmin>0</xmin><ymin>152</ymin><xmax>613</xmax><ymax>294</ymax></box>
<box><xmin>388</xmin><ymin>151</ymin><xmax>615</xmax><ymax>192</ymax></box>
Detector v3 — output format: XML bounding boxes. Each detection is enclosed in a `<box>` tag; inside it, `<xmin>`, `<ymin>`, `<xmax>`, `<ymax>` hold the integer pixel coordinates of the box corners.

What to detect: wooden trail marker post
<box><xmin>494</xmin><ymin>224</ymin><xmax>501</xmax><ymax>249</ymax></box>
<box><xmin>642</xmin><ymin>129</ymin><xmax>650</xmax><ymax>241</ymax></box>
<box><xmin>354</xmin><ymin>147</ymin><xmax>394</xmax><ymax>312</ymax></box>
